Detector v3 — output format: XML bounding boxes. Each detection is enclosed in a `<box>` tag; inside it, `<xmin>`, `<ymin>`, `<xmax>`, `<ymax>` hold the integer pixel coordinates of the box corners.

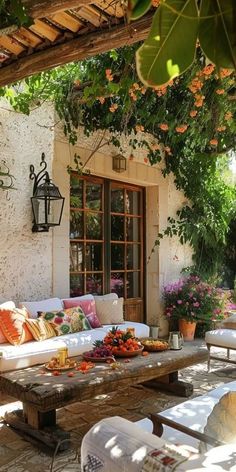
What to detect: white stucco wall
<box><xmin>0</xmin><ymin>107</ymin><xmax>192</xmax><ymax>334</ymax></box>
<box><xmin>0</xmin><ymin>101</ymin><xmax>54</xmax><ymax>304</ymax></box>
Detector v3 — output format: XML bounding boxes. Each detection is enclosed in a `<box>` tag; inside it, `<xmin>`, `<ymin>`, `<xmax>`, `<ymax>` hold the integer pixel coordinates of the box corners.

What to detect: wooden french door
<box><xmin>70</xmin><ymin>174</ymin><xmax>145</xmax><ymax>322</ymax></box>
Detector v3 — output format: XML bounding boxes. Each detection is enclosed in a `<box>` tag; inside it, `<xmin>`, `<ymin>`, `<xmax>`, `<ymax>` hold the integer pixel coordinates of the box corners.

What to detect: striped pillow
<box><xmin>25</xmin><ymin>318</ymin><xmax>56</xmax><ymax>341</ymax></box>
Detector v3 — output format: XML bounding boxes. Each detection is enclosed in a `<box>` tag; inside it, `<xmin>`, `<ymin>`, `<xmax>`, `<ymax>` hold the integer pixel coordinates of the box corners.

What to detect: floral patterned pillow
<box><xmin>41</xmin><ymin>307</ymin><xmax>91</xmax><ymax>336</ymax></box>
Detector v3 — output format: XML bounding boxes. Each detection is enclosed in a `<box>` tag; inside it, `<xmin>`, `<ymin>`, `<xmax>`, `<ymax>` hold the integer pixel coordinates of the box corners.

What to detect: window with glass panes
<box><xmin>70</xmin><ymin>175</ymin><xmax>144</xmax><ymax>307</ymax></box>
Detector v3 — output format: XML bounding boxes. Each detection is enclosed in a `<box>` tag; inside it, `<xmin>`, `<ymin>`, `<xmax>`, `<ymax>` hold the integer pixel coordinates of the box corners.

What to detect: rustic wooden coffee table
<box><xmin>0</xmin><ymin>343</ymin><xmax>207</xmax><ymax>450</ymax></box>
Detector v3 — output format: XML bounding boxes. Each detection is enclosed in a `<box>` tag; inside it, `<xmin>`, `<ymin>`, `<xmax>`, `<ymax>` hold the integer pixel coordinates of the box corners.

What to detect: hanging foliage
<box><xmin>129</xmin><ymin>0</ymin><xmax>236</xmax><ymax>87</ymax></box>
<box><xmin>0</xmin><ymin>45</ymin><xmax>235</xmax><ymax>277</ymax></box>
<box><xmin>0</xmin><ymin>0</ymin><xmax>32</xmax><ymax>31</ymax></box>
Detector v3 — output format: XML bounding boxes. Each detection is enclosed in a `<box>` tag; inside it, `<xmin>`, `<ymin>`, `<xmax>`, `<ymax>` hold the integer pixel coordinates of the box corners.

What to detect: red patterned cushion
<box><xmin>63</xmin><ymin>299</ymin><xmax>102</xmax><ymax>328</ymax></box>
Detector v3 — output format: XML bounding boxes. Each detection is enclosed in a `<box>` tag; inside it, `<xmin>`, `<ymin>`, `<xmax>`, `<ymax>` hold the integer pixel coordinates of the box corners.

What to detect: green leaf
<box><xmin>199</xmin><ymin>0</ymin><xmax>236</xmax><ymax>70</ymax></box>
<box><xmin>136</xmin><ymin>0</ymin><xmax>199</xmax><ymax>87</ymax></box>
<box><xmin>128</xmin><ymin>0</ymin><xmax>152</xmax><ymax>20</ymax></box>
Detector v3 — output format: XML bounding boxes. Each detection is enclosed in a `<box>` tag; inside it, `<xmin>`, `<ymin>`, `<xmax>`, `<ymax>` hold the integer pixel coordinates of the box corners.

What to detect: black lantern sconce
<box><xmin>112</xmin><ymin>154</ymin><xmax>127</xmax><ymax>173</ymax></box>
<box><xmin>29</xmin><ymin>153</ymin><xmax>65</xmax><ymax>233</ymax></box>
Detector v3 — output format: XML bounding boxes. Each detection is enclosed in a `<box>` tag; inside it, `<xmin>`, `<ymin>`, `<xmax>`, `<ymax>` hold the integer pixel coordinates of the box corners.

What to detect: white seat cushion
<box><xmin>206</xmin><ymin>380</ymin><xmax>236</xmax><ymax>400</ymax></box>
<box><xmin>81</xmin><ymin>416</ymin><xmax>225</xmax><ymax>471</ymax></box>
<box><xmin>0</xmin><ymin>328</ymin><xmax>108</xmax><ymax>372</ymax></box>
<box><xmin>135</xmin><ymin>381</ymin><xmax>236</xmax><ymax>451</ymax></box>
<box><xmin>81</xmin><ymin>416</ymin><xmax>166</xmax><ymax>472</ymax></box>
<box><xmin>205</xmin><ymin>329</ymin><xmax>236</xmax><ymax>349</ymax></box>
<box><xmin>20</xmin><ymin>298</ymin><xmax>63</xmax><ymax>319</ymax></box>
<box><xmin>136</xmin><ymin>394</ymin><xmax>221</xmax><ymax>451</ymax></box>
<box><xmin>0</xmin><ymin>321</ymin><xmax>149</xmax><ymax>371</ymax></box>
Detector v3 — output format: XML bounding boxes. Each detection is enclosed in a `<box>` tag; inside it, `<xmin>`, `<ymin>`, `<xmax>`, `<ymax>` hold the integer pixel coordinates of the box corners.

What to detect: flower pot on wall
<box><xmin>178</xmin><ymin>319</ymin><xmax>196</xmax><ymax>341</ymax></box>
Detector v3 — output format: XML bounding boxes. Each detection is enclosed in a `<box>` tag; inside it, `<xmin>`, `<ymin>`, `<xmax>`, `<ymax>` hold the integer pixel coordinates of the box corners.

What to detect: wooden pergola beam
<box><xmin>23</xmin><ymin>0</ymin><xmax>94</xmax><ymax>18</ymax></box>
<box><xmin>0</xmin><ymin>13</ymin><xmax>152</xmax><ymax>87</ymax></box>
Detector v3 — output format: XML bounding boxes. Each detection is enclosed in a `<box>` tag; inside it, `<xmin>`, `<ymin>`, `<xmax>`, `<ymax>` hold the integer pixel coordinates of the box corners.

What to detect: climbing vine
<box><xmin>0</xmin><ymin>0</ymin><xmax>31</xmax><ymax>32</ymax></box>
<box><xmin>0</xmin><ymin>45</ymin><xmax>235</xmax><ymax>278</ymax></box>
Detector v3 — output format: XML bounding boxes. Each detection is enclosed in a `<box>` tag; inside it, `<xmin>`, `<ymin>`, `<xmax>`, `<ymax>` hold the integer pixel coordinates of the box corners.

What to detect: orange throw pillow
<box><xmin>0</xmin><ymin>308</ymin><xmax>33</xmax><ymax>345</ymax></box>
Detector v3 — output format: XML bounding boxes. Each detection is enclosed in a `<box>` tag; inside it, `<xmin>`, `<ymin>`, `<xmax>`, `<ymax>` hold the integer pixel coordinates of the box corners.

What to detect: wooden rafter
<box><xmin>0</xmin><ymin>13</ymin><xmax>152</xmax><ymax>87</ymax></box>
<box><xmin>22</xmin><ymin>0</ymin><xmax>95</xmax><ymax>19</ymax></box>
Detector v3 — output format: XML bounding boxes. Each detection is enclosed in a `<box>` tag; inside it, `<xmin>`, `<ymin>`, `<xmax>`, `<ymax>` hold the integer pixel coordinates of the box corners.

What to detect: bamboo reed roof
<box><xmin>0</xmin><ymin>0</ymin><xmax>153</xmax><ymax>87</ymax></box>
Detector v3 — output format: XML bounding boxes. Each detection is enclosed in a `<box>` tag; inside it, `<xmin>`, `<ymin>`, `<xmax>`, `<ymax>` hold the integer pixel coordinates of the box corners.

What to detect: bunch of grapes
<box><xmin>87</xmin><ymin>346</ymin><xmax>113</xmax><ymax>358</ymax></box>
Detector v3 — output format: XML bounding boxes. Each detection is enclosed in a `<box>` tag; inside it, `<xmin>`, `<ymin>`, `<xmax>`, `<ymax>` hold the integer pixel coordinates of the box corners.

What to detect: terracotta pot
<box><xmin>178</xmin><ymin>319</ymin><xmax>196</xmax><ymax>341</ymax></box>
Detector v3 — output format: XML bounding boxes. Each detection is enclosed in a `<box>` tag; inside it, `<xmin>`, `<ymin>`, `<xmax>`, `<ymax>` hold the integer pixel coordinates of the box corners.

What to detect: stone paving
<box><xmin>0</xmin><ymin>342</ymin><xmax>235</xmax><ymax>472</ymax></box>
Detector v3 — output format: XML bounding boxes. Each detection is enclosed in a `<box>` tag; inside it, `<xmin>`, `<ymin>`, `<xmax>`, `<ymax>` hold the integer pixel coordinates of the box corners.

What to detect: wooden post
<box><xmin>23</xmin><ymin>403</ymin><xmax>56</xmax><ymax>429</ymax></box>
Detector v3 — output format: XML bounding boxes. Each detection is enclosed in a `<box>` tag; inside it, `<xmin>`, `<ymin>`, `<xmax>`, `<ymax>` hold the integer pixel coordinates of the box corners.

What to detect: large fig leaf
<box><xmin>136</xmin><ymin>0</ymin><xmax>199</xmax><ymax>87</ymax></box>
<box><xmin>199</xmin><ymin>0</ymin><xmax>236</xmax><ymax>70</ymax></box>
<box><xmin>128</xmin><ymin>0</ymin><xmax>152</xmax><ymax>21</ymax></box>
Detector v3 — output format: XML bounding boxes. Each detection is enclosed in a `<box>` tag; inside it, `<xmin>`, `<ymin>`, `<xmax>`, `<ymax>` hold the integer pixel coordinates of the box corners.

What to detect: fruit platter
<box><xmin>45</xmin><ymin>356</ymin><xmax>78</xmax><ymax>371</ymax></box>
<box><xmin>83</xmin><ymin>327</ymin><xmax>143</xmax><ymax>361</ymax></box>
<box><xmin>140</xmin><ymin>338</ymin><xmax>169</xmax><ymax>352</ymax></box>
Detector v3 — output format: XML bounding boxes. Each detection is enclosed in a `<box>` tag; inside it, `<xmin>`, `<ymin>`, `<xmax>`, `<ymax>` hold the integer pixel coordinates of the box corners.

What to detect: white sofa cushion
<box><xmin>19</xmin><ymin>298</ymin><xmax>63</xmax><ymax>319</ymax></box>
<box><xmin>0</xmin><ymin>322</ymin><xmax>149</xmax><ymax>372</ymax></box>
<box><xmin>204</xmin><ymin>380</ymin><xmax>236</xmax><ymax>400</ymax></box>
<box><xmin>81</xmin><ymin>416</ymin><xmax>166</xmax><ymax>472</ymax></box>
<box><xmin>205</xmin><ymin>329</ymin><xmax>236</xmax><ymax>349</ymax></box>
<box><xmin>135</xmin><ymin>396</ymin><xmax>219</xmax><ymax>451</ymax></box>
<box><xmin>0</xmin><ymin>301</ymin><xmax>16</xmax><ymax>310</ymax></box>
<box><xmin>0</xmin><ymin>327</ymin><xmax>108</xmax><ymax>372</ymax></box>
<box><xmin>94</xmin><ymin>293</ymin><xmax>118</xmax><ymax>301</ymax></box>
<box><xmin>81</xmin><ymin>416</ymin><xmax>218</xmax><ymax>472</ymax></box>
<box><xmin>135</xmin><ymin>381</ymin><xmax>236</xmax><ymax>452</ymax></box>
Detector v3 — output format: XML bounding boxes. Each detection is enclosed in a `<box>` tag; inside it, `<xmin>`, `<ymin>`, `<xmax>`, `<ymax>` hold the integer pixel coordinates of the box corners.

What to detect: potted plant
<box><xmin>163</xmin><ymin>275</ymin><xmax>225</xmax><ymax>340</ymax></box>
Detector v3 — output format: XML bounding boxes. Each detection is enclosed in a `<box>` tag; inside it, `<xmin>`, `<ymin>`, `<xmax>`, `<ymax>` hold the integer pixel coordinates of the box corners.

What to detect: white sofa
<box><xmin>81</xmin><ymin>381</ymin><xmax>236</xmax><ymax>471</ymax></box>
<box><xmin>81</xmin><ymin>416</ymin><xmax>236</xmax><ymax>471</ymax></box>
<box><xmin>134</xmin><ymin>380</ymin><xmax>236</xmax><ymax>451</ymax></box>
<box><xmin>0</xmin><ymin>296</ymin><xmax>149</xmax><ymax>372</ymax></box>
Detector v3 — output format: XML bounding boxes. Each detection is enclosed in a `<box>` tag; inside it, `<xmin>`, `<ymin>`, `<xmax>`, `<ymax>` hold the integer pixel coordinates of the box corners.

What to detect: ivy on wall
<box><xmin>0</xmin><ymin>46</ymin><xmax>235</xmax><ymax>278</ymax></box>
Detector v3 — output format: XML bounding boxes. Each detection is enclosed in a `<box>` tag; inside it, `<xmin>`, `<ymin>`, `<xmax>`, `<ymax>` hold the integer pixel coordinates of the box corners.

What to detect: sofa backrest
<box><xmin>19</xmin><ymin>298</ymin><xmax>63</xmax><ymax>319</ymax></box>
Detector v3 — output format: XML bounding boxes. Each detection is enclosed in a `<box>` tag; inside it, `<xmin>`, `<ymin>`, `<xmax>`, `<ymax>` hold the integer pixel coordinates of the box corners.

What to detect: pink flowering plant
<box><xmin>163</xmin><ymin>276</ymin><xmax>225</xmax><ymax>323</ymax></box>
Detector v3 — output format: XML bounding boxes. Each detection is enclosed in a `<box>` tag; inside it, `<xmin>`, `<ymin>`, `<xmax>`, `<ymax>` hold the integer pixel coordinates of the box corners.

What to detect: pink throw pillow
<box><xmin>63</xmin><ymin>299</ymin><xmax>102</xmax><ymax>328</ymax></box>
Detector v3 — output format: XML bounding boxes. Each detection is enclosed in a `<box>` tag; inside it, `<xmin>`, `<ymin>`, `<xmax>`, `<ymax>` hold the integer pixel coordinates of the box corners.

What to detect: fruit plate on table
<box><xmin>82</xmin><ymin>352</ymin><xmax>115</xmax><ymax>363</ymax></box>
<box><xmin>45</xmin><ymin>359</ymin><xmax>78</xmax><ymax>370</ymax></box>
<box><xmin>140</xmin><ymin>338</ymin><xmax>169</xmax><ymax>352</ymax></box>
<box><xmin>114</xmin><ymin>346</ymin><xmax>144</xmax><ymax>357</ymax></box>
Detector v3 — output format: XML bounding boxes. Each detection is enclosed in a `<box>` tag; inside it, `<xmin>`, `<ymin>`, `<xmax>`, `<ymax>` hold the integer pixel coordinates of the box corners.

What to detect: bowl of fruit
<box><xmin>140</xmin><ymin>338</ymin><xmax>169</xmax><ymax>352</ymax></box>
<box><xmin>83</xmin><ymin>343</ymin><xmax>115</xmax><ymax>362</ymax></box>
<box><xmin>83</xmin><ymin>327</ymin><xmax>143</xmax><ymax>361</ymax></box>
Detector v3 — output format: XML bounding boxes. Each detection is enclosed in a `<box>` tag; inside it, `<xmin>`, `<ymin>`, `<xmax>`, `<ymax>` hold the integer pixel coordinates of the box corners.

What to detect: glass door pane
<box><xmin>70</xmin><ymin>174</ymin><xmax>104</xmax><ymax>296</ymax></box>
<box><xmin>70</xmin><ymin>176</ymin><xmax>144</xmax><ymax>313</ymax></box>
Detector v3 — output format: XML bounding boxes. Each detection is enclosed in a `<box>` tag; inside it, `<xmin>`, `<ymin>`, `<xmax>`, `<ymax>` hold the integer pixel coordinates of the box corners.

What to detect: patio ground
<box><xmin>0</xmin><ymin>341</ymin><xmax>235</xmax><ymax>472</ymax></box>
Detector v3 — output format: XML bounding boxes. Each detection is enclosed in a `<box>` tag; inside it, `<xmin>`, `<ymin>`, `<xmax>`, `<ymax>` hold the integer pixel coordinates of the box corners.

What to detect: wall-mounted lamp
<box><xmin>29</xmin><ymin>153</ymin><xmax>64</xmax><ymax>233</ymax></box>
<box><xmin>112</xmin><ymin>154</ymin><xmax>127</xmax><ymax>173</ymax></box>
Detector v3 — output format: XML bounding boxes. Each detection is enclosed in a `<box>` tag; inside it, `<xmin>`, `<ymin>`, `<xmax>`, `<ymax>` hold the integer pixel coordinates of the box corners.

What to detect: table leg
<box><xmin>23</xmin><ymin>403</ymin><xmax>56</xmax><ymax>429</ymax></box>
<box><xmin>143</xmin><ymin>371</ymin><xmax>193</xmax><ymax>397</ymax></box>
<box><xmin>5</xmin><ymin>405</ymin><xmax>70</xmax><ymax>451</ymax></box>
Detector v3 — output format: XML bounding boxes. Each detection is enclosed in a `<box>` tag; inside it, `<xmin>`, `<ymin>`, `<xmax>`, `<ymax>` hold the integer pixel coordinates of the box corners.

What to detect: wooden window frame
<box><xmin>70</xmin><ymin>173</ymin><xmax>145</xmax><ymax>314</ymax></box>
